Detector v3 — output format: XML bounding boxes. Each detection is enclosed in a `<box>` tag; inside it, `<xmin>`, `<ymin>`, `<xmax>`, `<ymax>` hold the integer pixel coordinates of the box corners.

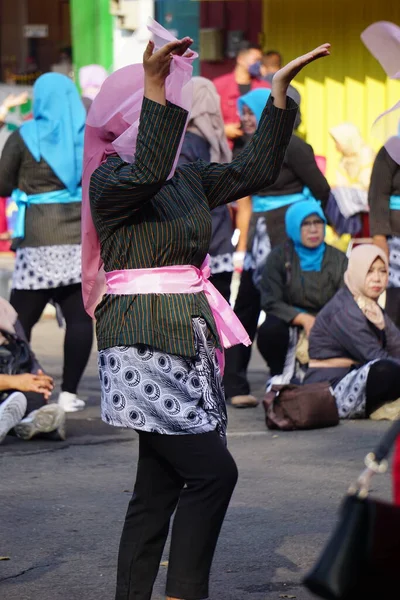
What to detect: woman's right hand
<box><xmin>11</xmin><ymin>372</ymin><xmax>54</xmax><ymax>399</ymax></box>
<box><xmin>293</xmin><ymin>313</ymin><xmax>316</xmax><ymax>338</ymax></box>
<box><xmin>225</xmin><ymin>123</ymin><xmax>243</xmax><ymax>140</ymax></box>
<box><xmin>143</xmin><ymin>37</ymin><xmax>194</xmax><ymax>87</ymax></box>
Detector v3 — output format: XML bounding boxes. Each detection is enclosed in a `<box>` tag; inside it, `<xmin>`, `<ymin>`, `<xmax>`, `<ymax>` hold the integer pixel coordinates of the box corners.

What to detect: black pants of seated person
<box><xmin>223</xmin><ymin>269</ymin><xmax>261</xmax><ymax>397</ymax></box>
<box><xmin>257</xmin><ymin>315</ymin><xmax>290</xmax><ymax>376</ymax></box>
<box><xmin>0</xmin><ymin>390</ymin><xmax>45</xmax><ymax>417</ymax></box>
<box><xmin>116</xmin><ymin>430</ymin><xmax>238</xmax><ymax>600</ymax></box>
<box><xmin>365</xmin><ymin>359</ymin><xmax>400</xmax><ymax>417</ymax></box>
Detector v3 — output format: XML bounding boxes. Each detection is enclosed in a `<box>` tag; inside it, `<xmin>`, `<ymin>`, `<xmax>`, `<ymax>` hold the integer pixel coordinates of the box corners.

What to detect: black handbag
<box><xmin>303</xmin><ymin>420</ymin><xmax>400</xmax><ymax>599</ymax></box>
<box><xmin>0</xmin><ymin>328</ymin><xmax>34</xmax><ymax>375</ymax></box>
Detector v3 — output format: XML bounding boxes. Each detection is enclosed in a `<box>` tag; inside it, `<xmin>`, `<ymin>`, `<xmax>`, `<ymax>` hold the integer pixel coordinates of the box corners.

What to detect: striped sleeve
<box><xmin>90</xmin><ymin>97</ymin><xmax>188</xmax><ymax>223</ymax></box>
<box><xmin>200</xmin><ymin>96</ymin><xmax>298</xmax><ymax>209</ymax></box>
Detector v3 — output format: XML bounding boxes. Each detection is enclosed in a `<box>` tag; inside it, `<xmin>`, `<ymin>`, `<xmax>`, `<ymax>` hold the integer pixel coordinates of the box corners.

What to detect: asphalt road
<box><xmin>0</xmin><ymin>319</ymin><xmax>393</xmax><ymax>600</ymax></box>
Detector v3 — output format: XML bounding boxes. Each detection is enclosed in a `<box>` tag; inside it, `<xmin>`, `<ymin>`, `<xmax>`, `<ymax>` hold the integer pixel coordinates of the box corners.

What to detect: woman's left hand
<box><xmin>273</xmin><ymin>44</ymin><xmax>330</xmax><ymax>89</ymax></box>
<box><xmin>272</xmin><ymin>44</ymin><xmax>330</xmax><ymax>108</ymax></box>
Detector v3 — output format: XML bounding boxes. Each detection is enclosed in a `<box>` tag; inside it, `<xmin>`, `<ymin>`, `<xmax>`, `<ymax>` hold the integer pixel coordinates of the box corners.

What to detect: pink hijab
<box><xmin>81</xmin><ymin>19</ymin><xmax>197</xmax><ymax>318</ymax></box>
<box><xmin>79</xmin><ymin>65</ymin><xmax>108</xmax><ymax>101</ymax></box>
<box><xmin>361</xmin><ymin>21</ymin><xmax>400</xmax><ymax>164</ymax></box>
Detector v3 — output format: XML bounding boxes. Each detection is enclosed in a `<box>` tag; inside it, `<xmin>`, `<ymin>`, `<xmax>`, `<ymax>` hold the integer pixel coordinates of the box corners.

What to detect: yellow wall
<box><xmin>262</xmin><ymin>0</ymin><xmax>400</xmax><ymax>183</ymax></box>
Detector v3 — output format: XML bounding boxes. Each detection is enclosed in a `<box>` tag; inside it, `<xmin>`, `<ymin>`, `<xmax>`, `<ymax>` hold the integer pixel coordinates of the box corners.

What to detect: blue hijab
<box><xmin>237</xmin><ymin>88</ymin><xmax>271</xmax><ymax>125</ymax></box>
<box><xmin>285</xmin><ymin>200</ymin><xmax>327</xmax><ymax>271</ymax></box>
<box><xmin>20</xmin><ymin>73</ymin><xmax>85</xmax><ymax>194</ymax></box>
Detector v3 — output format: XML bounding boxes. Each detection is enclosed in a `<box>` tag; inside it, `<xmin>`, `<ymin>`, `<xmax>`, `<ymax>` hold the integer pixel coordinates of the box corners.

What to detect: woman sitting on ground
<box><xmin>258</xmin><ymin>199</ymin><xmax>347</xmax><ymax>378</ymax></box>
<box><xmin>305</xmin><ymin>244</ymin><xmax>400</xmax><ymax>420</ymax></box>
<box><xmin>0</xmin><ymin>298</ymin><xmax>65</xmax><ymax>443</ymax></box>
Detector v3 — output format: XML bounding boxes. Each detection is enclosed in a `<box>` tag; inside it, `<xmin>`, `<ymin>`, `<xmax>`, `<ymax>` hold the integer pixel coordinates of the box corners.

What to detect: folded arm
<box><xmin>260</xmin><ymin>248</ymin><xmax>300</xmax><ymax>322</ymax></box>
<box><xmin>330</xmin><ymin>308</ymin><xmax>397</xmax><ymax>364</ymax></box>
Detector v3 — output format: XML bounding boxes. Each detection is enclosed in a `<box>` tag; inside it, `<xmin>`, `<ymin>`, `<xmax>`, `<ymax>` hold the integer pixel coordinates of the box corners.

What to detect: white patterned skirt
<box><xmin>389</xmin><ymin>237</ymin><xmax>400</xmax><ymax>288</ymax></box>
<box><xmin>98</xmin><ymin>318</ymin><xmax>227</xmax><ymax>438</ymax></box>
<box><xmin>12</xmin><ymin>244</ymin><xmax>82</xmax><ymax>290</ymax></box>
<box><xmin>333</xmin><ymin>361</ymin><xmax>377</xmax><ymax>419</ymax></box>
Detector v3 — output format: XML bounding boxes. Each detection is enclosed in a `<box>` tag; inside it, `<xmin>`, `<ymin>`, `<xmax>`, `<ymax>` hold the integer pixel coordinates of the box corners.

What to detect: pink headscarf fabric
<box><xmin>81</xmin><ymin>18</ymin><xmax>197</xmax><ymax>318</ymax></box>
<box><xmin>361</xmin><ymin>21</ymin><xmax>400</xmax><ymax>165</ymax></box>
<box><xmin>79</xmin><ymin>65</ymin><xmax>108</xmax><ymax>101</ymax></box>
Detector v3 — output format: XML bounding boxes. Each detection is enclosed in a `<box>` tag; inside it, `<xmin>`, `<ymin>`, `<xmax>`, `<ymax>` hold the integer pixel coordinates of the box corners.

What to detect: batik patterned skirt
<box><xmin>333</xmin><ymin>361</ymin><xmax>377</xmax><ymax>419</ymax></box>
<box><xmin>389</xmin><ymin>236</ymin><xmax>400</xmax><ymax>288</ymax></box>
<box><xmin>98</xmin><ymin>318</ymin><xmax>227</xmax><ymax>439</ymax></box>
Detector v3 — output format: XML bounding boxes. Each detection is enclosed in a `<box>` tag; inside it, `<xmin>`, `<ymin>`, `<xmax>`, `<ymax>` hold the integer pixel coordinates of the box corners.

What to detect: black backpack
<box><xmin>0</xmin><ymin>329</ymin><xmax>34</xmax><ymax>375</ymax></box>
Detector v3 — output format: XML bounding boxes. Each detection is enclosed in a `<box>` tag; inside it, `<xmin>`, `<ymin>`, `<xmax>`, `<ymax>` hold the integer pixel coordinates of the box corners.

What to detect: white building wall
<box><xmin>113</xmin><ymin>0</ymin><xmax>155</xmax><ymax>70</ymax></box>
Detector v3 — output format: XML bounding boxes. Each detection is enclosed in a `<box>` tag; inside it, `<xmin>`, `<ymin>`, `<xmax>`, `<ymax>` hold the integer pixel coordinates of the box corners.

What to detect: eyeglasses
<box><xmin>301</xmin><ymin>219</ymin><xmax>324</xmax><ymax>230</ymax></box>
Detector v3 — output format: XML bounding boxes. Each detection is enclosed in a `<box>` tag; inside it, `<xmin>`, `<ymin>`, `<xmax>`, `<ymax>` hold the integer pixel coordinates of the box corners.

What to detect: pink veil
<box><xmin>79</xmin><ymin>65</ymin><xmax>108</xmax><ymax>100</ymax></box>
<box><xmin>81</xmin><ymin>18</ymin><xmax>197</xmax><ymax>318</ymax></box>
<box><xmin>361</xmin><ymin>21</ymin><xmax>400</xmax><ymax>164</ymax></box>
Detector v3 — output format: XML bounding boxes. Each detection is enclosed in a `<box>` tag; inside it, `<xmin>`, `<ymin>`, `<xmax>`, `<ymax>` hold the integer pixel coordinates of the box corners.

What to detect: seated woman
<box><xmin>258</xmin><ymin>199</ymin><xmax>347</xmax><ymax>377</ymax></box>
<box><xmin>305</xmin><ymin>244</ymin><xmax>400</xmax><ymax>420</ymax></box>
<box><xmin>0</xmin><ymin>298</ymin><xmax>65</xmax><ymax>443</ymax></box>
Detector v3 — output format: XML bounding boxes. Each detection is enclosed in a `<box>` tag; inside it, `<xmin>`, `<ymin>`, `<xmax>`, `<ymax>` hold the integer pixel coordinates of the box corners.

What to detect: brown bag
<box><xmin>263</xmin><ymin>382</ymin><xmax>339</xmax><ymax>430</ymax></box>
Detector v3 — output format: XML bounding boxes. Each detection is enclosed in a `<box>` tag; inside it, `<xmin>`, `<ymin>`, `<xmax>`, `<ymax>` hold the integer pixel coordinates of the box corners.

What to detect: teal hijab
<box><xmin>237</xmin><ymin>88</ymin><xmax>272</xmax><ymax>125</ymax></box>
<box><xmin>285</xmin><ymin>200</ymin><xmax>327</xmax><ymax>271</ymax></box>
<box><xmin>20</xmin><ymin>73</ymin><xmax>85</xmax><ymax>194</ymax></box>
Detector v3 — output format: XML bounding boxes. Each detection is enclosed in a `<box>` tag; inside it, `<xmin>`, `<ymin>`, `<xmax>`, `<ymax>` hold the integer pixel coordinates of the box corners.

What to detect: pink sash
<box><xmin>105</xmin><ymin>255</ymin><xmax>251</xmax><ymax>374</ymax></box>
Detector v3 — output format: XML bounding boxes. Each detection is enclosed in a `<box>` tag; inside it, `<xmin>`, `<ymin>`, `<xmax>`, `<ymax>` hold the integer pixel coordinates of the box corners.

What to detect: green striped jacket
<box><xmin>90</xmin><ymin>96</ymin><xmax>297</xmax><ymax>356</ymax></box>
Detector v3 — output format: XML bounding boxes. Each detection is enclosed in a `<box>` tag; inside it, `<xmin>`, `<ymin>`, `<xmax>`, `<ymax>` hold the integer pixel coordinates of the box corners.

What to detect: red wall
<box><xmin>200</xmin><ymin>0</ymin><xmax>263</xmax><ymax>79</ymax></box>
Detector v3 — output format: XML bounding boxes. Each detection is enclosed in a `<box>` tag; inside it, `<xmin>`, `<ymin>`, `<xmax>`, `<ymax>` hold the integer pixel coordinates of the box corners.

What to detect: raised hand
<box><xmin>3</xmin><ymin>91</ymin><xmax>29</xmax><ymax>110</ymax></box>
<box><xmin>272</xmin><ymin>44</ymin><xmax>330</xmax><ymax>109</ymax></box>
<box><xmin>143</xmin><ymin>37</ymin><xmax>194</xmax><ymax>105</ymax></box>
<box><xmin>143</xmin><ymin>37</ymin><xmax>194</xmax><ymax>86</ymax></box>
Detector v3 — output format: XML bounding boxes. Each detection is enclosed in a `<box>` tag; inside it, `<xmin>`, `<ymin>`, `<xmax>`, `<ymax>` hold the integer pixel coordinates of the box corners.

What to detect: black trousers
<box><xmin>210</xmin><ymin>271</ymin><xmax>233</xmax><ymax>304</ymax></box>
<box><xmin>0</xmin><ymin>390</ymin><xmax>45</xmax><ymax>417</ymax></box>
<box><xmin>257</xmin><ymin>315</ymin><xmax>290</xmax><ymax>376</ymax></box>
<box><xmin>10</xmin><ymin>284</ymin><xmax>93</xmax><ymax>394</ymax></box>
<box><xmin>366</xmin><ymin>359</ymin><xmax>400</xmax><ymax>416</ymax></box>
<box><xmin>116</xmin><ymin>430</ymin><xmax>238</xmax><ymax>600</ymax></box>
<box><xmin>223</xmin><ymin>269</ymin><xmax>261</xmax><ymax>397</ymax></box>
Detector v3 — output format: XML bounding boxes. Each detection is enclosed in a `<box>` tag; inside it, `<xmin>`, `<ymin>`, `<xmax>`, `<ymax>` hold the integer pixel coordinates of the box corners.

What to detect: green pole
<box><xmin>70</xmin><ymin>0</ymin><xmax>114</xmax><ymax>85</ymax></box>
<box><xmin>95</xmin><ymin>0</ymin><xmax>114</xmax><ymax>70</ymax></box>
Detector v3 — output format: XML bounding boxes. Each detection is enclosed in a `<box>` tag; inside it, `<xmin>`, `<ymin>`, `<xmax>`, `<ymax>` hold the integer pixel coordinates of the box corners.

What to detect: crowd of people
<box><xmin>0</xmin><ymin>22</ymin><xmax>398</xmax><ymax>433</ymax></box>
<box><xmin>0</xmin><ymin>13</ymin><xmax>398</xmax><ymax>600</ymax></box>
